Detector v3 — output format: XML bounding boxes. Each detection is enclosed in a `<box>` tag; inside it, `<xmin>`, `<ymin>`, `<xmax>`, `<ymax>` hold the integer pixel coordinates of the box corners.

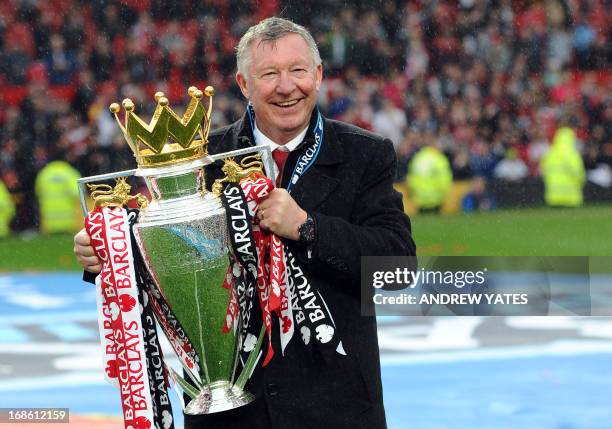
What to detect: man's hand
<box><xmin>257</xmin><ymin>189</ymin><xmax>307</xmax><ymax>240</ymax></box>
<box><xmin>73</xmin><ymin>228</ymin><xmax>102</xmax><ymax>273</ymax></box>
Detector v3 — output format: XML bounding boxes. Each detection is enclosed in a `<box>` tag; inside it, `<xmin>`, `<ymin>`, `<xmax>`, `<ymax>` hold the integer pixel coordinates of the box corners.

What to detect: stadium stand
<box><xmin>0</xmin><ymin>0</ymin><xmax>610</xmax><ymax>231</ymax></box>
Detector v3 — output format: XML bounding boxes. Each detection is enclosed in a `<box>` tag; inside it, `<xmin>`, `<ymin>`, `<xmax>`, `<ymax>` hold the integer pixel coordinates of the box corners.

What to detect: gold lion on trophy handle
<box><xmin>88</xmin><ymin>177</ymin><xmax>149</xmax><ymax>209</ymax></box>
<box><xmin>212</xmin><ymin>155</ymin><xmax>264</xmax><ymax>196</ymax></box>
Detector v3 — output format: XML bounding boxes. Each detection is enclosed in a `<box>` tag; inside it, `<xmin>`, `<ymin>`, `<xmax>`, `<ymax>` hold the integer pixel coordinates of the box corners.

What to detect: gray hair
<box><xmin>236</xmin><ymin>17</ymin><xmax>322</xmax><ymax>76</ymax></box>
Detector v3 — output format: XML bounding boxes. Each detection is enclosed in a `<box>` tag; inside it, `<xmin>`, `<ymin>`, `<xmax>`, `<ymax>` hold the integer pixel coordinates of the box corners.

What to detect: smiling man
<box><xmin>74</xmin><ymin>17</ymin><xmax>415</xmax><ymax>429</ymax></box>
<box><xmin>235</xmin><ymin>31</ymin><xmax>322</xmax><ymax>145</ymax></box>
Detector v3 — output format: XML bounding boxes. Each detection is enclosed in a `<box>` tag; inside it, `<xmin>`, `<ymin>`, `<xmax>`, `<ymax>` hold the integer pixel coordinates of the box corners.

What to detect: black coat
<box><xmin>185</xmin><ymin>111</ymin><xmax>416</xmax><ymax>429</ymax></box>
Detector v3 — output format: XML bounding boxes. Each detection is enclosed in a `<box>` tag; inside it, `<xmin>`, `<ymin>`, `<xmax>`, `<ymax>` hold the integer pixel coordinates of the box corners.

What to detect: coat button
<box><xmin>265</xmin><ymin>383</ymin><xmax>279</xmax><ymax>397</ymax></box>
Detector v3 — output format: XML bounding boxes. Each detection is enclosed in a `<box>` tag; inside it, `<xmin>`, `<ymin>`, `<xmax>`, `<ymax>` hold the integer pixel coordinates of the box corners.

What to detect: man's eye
<box><xmin>262</xmin><ymin>71</ymin><xmax>277</xmax><ymax>78</ymax></box>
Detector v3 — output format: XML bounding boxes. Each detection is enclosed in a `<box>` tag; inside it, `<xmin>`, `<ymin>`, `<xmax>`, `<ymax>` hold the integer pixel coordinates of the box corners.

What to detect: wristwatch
<box><xmin>297</xmin><ymin>212</ymin><xmax>317</xmax><ymax>246</ymax></box>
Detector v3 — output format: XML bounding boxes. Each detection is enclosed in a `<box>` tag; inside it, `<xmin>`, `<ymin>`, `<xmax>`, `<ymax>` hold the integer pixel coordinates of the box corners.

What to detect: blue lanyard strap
<box><xmin>247</xmin><ymin>103</ymin><xmax>256</xmax><ymax>131</ymax></box>
<box><xmin>285</xmin><ymin>110</ymin><xmax>323</xmax><ymax>193</ymax></box>
<box><xmin>246</xmin><ymin>105</ymin><xmax>324</xmax><ymax>193</ymax></box>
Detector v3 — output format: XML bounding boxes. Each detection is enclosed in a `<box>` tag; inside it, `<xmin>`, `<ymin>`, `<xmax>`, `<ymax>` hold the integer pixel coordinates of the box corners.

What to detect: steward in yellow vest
<box><xmin>407</xmin><ymin>146</ymin><xmax>452</xmax><ymax>211</ymax></box>
<box><xmin>0</xmin><ymin>180</ymin><xmax>15</xmax><ymax>237</ymax></box>
<box><xmin>540</xmin><ymin>127</ymin><xmax>585</xmax><ymax>207</ymax></box>
<box><xmin>35</xmin><ymin>160</ymin><xmax>81</xmax><ymax>233</ymax></box>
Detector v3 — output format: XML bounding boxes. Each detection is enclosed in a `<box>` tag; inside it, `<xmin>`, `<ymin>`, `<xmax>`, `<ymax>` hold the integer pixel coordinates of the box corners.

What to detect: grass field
<box><xmin>413</xmin><ymin>204</ymin><xmax>612</xmax><ymax>256</ymax></box>
<box><xmin>1</xmin><ymin>204</ymin><xmax>610</xmax><ymax>272</ymax></box>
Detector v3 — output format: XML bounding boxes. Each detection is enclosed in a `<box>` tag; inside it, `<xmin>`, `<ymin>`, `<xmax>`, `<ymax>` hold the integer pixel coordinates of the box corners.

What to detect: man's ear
<box><xmin>315</xmin><ymin>63</ymin><xmax>323</xmax><ymax>91</ymax></box>
<box><xmin>235</xmin><ymin>72</ymin><xmax>250</xmax><ymax>99</ymax></box>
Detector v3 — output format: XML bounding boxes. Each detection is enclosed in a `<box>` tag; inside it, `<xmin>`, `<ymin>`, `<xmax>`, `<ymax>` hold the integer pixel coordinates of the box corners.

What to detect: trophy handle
<box><xmin>88</xmin><ymin>177</ymin><xmax>148</xmax><ymax>209</ymax></box>
<box><xmin>77</xmin><ymin>169</ymin><xmax>137</xmax><ymax>216</ymax></box>
<box><xmin>210</xmin><ymin>146</ymin><xmax>274</xmax><ymax>182</ymax></box>
<box><xmin>212</xmin><ymin>155</ymin><xmax>265</xmax><ymax>196</ymax></box>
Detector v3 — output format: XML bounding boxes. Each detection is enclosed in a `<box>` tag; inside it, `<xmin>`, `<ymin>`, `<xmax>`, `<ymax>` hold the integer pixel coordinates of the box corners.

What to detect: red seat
<box><xmin>2</xmin><ymin>86</ymin><xmax>29</xmax><ymax>106</ymax></box>
<box><xmin>49</xmin><ymin>85</ymin><xmax>78</xmax><ymax>101</ymax></box>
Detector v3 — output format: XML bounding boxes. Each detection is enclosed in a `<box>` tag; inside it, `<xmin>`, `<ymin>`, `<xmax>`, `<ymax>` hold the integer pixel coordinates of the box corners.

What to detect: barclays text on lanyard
<box><xmin>247</xmin><ymin>104</ymin><xmax>323</xmax><ymax>192</ymax></box>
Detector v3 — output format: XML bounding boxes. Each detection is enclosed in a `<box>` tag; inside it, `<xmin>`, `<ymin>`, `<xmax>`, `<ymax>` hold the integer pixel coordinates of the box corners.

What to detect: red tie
<box><xmin>272</xmin><ymin>148</ymin><xmax>290</xmax><ymax>187</ymax></box>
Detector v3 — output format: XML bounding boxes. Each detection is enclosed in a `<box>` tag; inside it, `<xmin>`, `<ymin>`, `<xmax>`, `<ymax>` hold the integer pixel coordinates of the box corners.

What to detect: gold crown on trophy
<box><xmin>109</xmin><ymin>85</ymin><xmax>214</xmax><ymax>167</ymax></box>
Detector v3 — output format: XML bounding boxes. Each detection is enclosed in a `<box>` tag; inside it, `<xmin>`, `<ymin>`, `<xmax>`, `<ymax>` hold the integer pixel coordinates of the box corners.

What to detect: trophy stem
<box><xmin>184</xmin><ymin>381</ymin><xmax>255</xmax><ymax>415</ymax></box>
<box><xmin>193</xmin><ymin>268</ymin><xmax>212</xmax><ymax>385</ymax></box>
<box><xmin>235</xmin><ymin>324</ymin><xmax>266</xmax><ymax>390</ymax></box>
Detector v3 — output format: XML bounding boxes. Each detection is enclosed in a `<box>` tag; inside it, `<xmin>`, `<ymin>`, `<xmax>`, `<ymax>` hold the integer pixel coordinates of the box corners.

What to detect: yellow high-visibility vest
<box><xmin>0</xmin><ymin>180</ymin><xmax>15</xmax><ymax>238</ymax></box>
<box><xmin>35</xmin><ymin>161</ymin><xmax>81</xmax><ymax>233</ymax></box>
<box><xmin>540</xmin><ymin>128</ymin><xmax>585</xmax><ymax>207</ymax></box>
<box><xmin>407</xmin><ymin>146</ymin><xmax>452</xmax><ymax>209</ymax></box>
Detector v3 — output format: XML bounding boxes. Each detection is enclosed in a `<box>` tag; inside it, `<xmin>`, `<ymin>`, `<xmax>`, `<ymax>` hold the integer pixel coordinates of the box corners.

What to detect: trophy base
<box><xmin>184</xmin><ymin>381</ymin><xmax>255</xmax><ymax>415</ymax></box>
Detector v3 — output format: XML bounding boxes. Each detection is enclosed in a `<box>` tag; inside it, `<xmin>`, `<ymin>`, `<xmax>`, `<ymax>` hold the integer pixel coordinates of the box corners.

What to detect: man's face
<box><xmin>236</xmin><ymin>33</ymin><xmax>323</xmax><ymax>144</ymax></box>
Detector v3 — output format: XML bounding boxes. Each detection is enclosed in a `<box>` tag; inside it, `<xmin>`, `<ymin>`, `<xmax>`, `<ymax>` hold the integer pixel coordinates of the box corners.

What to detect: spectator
<box><xmin>35</xmin><ymin>159</ymin><xmax>81</xmax><ymax>234</ymax></box>
<box><xmin>125</xmin><ymin>38</ymin><xmax>152</xmax><ymax>82</ymax></box>
<box><xmin>61</xmin><ymin>9</ymin><xmax>86</xmax><ymax>54</ymax></box>
<box><xmin>407</xmin><ymin>144</ymin><xmax>452</xmax><ymax>213</ymax></box>
<box><xmin>320</xmin><ymin>17</ymin><xmax>349</xmax><ymax>73</ymax></box>
<box><xmin>404</xmin><ymin>26</ymin><xmax>429</xmax><ymax>81</ymax></box>
<box><xmin>574</xmin><ymin>13</ymin><xmax>597</xmax><ymax>69</ymax></box>
<box><xmin>0</xmin><ymin>176</ymin><xmax>15</xmax><ymax>238</ymax></box>
<box><xmin>372</xmin><ymin>98</ymin><xmax>407</xmax><ymax>152</ymax></box>
<box><xmin>45</xmin><ymin>34</ymin><xmax>77</xmax><ymax>85</ymax></box>
<box><xmin>469</xmin><ymin>141</ymin><xmax>499</xmax><ymax>179</ymax></box>
<box><xmin>89</xmin><ymin>35</ymin><xmax>115</xmax><ymax>83</ymax></box>
<box><xmin>494</xmin><ymin>148</ymin><xmax>529</xmax><ymax>181</ymax></box>
<box><xmin>451</xmin><ymin>148</ymin><xmax>473</xmax><ymax>180</ymax></box>
<box><xmin>1</xmin><ymin>43</ymin><xmax>30</xmax><ymax>85</ymax></box>
<box><xmin>547</xmin><ymin>19</ymin><xmax>572</xmax><ymax>72</ymax></box>
<box><xmin>462</xmin><ymin>176</ymin><xmax>496</xmax><ymax>212</ymax></box>
<box><xmin>540</xmin><ymin>127</ymin><xmax>586</xmax><ymax>207</ymax></box>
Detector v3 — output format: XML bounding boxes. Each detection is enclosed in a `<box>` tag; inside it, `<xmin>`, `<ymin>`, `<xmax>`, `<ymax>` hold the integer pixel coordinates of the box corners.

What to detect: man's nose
<box><xmin>275</xmin><ymin>72</ymin><xmax>296</xmax><ymax>95</ymax></box>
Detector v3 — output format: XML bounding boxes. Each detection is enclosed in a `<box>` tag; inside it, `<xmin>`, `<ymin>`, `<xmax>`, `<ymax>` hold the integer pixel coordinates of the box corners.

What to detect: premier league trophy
<box><xmin>79</xmin><ymin>86</ymin><xmax>274</xmax><ymax>424</ymax></box>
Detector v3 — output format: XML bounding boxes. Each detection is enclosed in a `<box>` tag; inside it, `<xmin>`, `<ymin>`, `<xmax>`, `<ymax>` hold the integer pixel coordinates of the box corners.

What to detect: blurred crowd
<box><xmin>0</xmin><ymin>0</ymin><xmax>610</xmax><ymax>232</ymax></box>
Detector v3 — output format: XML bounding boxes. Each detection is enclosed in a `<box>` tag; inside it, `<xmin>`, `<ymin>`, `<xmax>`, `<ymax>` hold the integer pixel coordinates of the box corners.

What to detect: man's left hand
<box><xmin>257</xmin><ymin>188</ymin><xmax>307</xmax><ymax>240</ymax></box>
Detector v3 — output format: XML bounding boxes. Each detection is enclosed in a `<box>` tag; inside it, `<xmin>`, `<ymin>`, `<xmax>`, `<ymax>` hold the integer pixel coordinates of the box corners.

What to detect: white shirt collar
<box><xmin>253</xmin><ymin>121</ymin><xmax>308</xmax><ymax>153</ymax></box>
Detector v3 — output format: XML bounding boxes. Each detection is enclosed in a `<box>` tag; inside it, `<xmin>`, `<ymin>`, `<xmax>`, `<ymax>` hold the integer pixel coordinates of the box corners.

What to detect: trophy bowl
<box><xmin>133</xmin><ymin>159</ymin><xmax>255</xmax><ymax>414</ymax></box>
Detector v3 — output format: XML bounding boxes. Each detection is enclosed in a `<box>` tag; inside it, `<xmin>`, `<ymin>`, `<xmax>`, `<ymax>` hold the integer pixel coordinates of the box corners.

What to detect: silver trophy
<box><xmin>79</xmin><ymin>86</ymin><xmax>274</xmax><ymax>414</ymax></box>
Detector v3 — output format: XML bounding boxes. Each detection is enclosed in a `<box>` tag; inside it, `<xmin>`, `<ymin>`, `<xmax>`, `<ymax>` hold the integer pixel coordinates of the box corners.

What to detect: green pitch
<box><xmin>0</xmin><ymin>233</ymin><xmax>81</xmax><ymax>271</ymax></box>
<box><xmin>412</xmin><ymin>204</ymin><xmax>612</xmax><ymax>256</ymax></box>
<box><xmin>0</xmin><ymin>204</ymin><xmax>610</xmax><ymax>272</ymax></box>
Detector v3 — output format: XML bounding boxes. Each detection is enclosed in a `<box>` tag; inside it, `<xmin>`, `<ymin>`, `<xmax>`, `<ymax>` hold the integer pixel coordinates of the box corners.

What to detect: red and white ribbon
<box><xmin>86</xmin><ymin>207</ymin><xmax>154</xmax><ymax>429</ymax></box>
<box><xmin>228</xmin><ymin>174</ymin><xmax>295</xmax><ymax>358</ymax></box>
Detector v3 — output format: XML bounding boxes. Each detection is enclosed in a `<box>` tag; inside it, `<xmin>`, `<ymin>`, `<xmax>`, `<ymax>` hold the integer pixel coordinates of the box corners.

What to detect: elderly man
<box><xmin>75</xmin><ymin>17</ymin><xmax>415</xmax><ymax>429</ymax></box>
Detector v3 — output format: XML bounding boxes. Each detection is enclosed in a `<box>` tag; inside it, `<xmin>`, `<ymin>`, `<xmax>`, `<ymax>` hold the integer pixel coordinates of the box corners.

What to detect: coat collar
<box><xmin>231</xmin><ymin>107</ymin><xmax>345</xmax><ymax>210</ymax></box>
<box><xmin>288</xmin><ymin>111</ymin><xmax>345</xmax><ymax>210</ymax></box>
<box><xmin>233</xmin><ymin>107</ymin><xmax>345</xmax><ymax>164</ymax></box>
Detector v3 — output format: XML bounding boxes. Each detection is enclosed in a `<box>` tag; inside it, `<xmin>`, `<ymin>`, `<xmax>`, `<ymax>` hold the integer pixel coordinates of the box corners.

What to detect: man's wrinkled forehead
<box><xmin>248</xmin><ymin>34</ymin><xmax>315</xmax><ymax>63</ymax></box>
<box><xmin>253</xmin><ymin>36</ymin><xmax>281</xmax><ymax>54</ymax></box>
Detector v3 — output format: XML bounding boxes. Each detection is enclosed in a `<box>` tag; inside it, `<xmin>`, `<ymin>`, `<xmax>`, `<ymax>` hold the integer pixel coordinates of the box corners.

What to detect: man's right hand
<box><xmin>74</xmin><ymin>228</ymin><xmax>102</xmax><ymax>273</ymax></box>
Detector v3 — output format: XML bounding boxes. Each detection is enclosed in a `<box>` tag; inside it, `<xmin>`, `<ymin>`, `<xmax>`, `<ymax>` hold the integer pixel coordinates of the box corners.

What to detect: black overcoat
<box><xmin>185</xmin><ymin>111</ymin><xmax>416</xmax><ymax>429</ymax></box>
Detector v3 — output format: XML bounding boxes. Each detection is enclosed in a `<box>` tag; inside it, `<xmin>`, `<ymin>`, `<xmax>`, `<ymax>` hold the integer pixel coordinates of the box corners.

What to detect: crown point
<box><xmin>122</xmin><ymin>99</ymin><xmax>135</xmax><ymax>111</ymax></box>
<box><xmin>205</xmin><ymin>86</ymin><xmax>215</xmax><ymax>97</ymax></box>
<box><xmin>188</xmin><ymin>86</ymin><xmax>198</xmax><ymax>96</ymax></box>
<box><xmin>110</xmin><ymin>87</ymin><xmax>212</xmax><ymax>168</ymax></box>
<box><xmin>154</xmin><ymin>91</ymin><xmax>165</xmax><ymax>102</ymax></box>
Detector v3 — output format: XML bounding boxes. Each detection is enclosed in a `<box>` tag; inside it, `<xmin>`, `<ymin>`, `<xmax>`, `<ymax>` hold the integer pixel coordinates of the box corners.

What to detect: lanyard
<box><xmin>247</xmin><ymin>104</ymin><xmax>324</xmax><ymax>193</ymax></box>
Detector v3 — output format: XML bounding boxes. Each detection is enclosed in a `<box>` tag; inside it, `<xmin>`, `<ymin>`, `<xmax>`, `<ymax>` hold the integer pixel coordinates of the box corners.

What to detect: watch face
<box><xmin>299</xmin><ymin>217</ymin><xmax>315</xmax><ymax>244</ymax></box>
